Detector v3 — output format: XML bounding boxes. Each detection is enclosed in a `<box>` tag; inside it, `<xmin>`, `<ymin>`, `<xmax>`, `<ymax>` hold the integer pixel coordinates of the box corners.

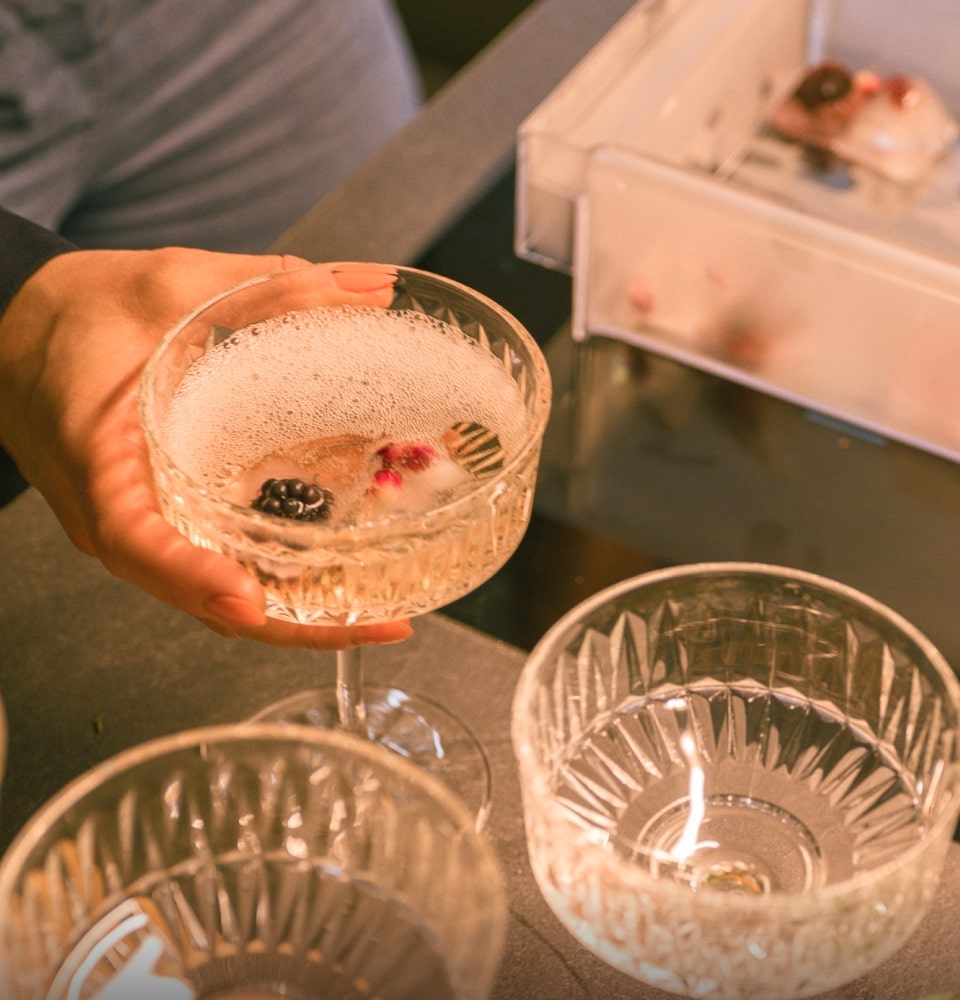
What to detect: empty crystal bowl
<box><xmin>0</xmin><ymin>723</ymin><xmax>507</xmax><ymax>1000</ymax></box>
<box><xmin>512</xmin><ymin>563</ymin><xmax>960</xmax><ymax>999</ymax></box>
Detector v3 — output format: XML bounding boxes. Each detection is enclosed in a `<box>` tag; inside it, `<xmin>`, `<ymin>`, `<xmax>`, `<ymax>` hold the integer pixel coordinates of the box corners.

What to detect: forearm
<box><xmin>0</xmin><ymin>209</ymin><xmax>77</xmax><ymax>499</ymax></box>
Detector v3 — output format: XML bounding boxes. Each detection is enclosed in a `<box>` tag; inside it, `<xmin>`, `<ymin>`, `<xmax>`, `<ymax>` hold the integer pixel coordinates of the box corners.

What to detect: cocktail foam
<box><xmin>163</xmin><ymin>305</ymin><xmax>527</xmax><ymax>508</ymax></box>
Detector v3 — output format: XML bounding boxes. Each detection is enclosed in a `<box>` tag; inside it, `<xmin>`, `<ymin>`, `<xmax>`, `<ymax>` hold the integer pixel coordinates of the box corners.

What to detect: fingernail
<box><xmin>330</xmin><ymin>264</ymin><xmax>398</xmax><ymax>294</ymax></box>
<box><xmin>359</xmin><ymin>621</ymin><xmax>415</xmax><ymax>645</ymax></box>
<box><xmin>204</xmin><ymin>593</ymin><xmax>267</xmax><ymax>627</ymax></box>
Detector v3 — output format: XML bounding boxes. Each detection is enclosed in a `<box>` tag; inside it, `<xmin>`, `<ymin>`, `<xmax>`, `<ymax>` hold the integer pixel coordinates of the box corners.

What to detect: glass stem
<box><xmin>335</xmin><ymin>647</ymin><xmax>368</xmax><ymax>734</ymax></box>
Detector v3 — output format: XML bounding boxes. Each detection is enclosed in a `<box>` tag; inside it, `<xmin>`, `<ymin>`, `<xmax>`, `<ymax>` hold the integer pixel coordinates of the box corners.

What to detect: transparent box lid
<box><xmin>517</xmin><ymin>0</ymin><xmax>960</xmax><ymax>459</ymax></box>
<box><xmin>517</xmin><ymin>0</ymin><xmax>960</xmax><ymax>272</ymax></box>
<box><xmin>515</xmin><ymin>0</ymin><xmax>757</xmax><ymax>272</ymax></box>
<box><xmin>577</xmin><ymin>145</ymin><xmax>960</xmax><ymax>461</ymax></box>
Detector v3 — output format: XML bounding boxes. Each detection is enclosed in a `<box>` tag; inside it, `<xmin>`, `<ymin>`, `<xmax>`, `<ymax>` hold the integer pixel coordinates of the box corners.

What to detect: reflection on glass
<box><xmin>140</xmin><ymin>264</ymin><xmax>551</xmax><ymax>825</ymax></box>
<box><xmin>513</xmin><ymin>563</ymin><xmax>960</xmax><ymax>998</ymax></box>
<box><xmin>0</xmin><ymin>725</ymin><xmax>508</xmax><ymax>1000</ymax></box>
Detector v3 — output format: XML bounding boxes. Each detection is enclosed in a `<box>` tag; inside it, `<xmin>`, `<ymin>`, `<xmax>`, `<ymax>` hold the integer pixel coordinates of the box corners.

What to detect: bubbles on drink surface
<box><xmin>163</xmin><ymin>305</ymin><xmax>525</xmax><ymax>525</ymax></box>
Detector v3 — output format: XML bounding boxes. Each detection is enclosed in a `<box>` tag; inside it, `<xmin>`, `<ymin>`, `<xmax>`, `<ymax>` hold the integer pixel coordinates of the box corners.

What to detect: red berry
<box><xmin>400</xmin><ymin>443</ymin><xmax>435</xmax><ymax>471</ymax></box>
<box><xmin>375</xmin><ymin>441</ymin><xmax>435</xmax><ymax>471</ymax></box>
<box><xmin>376</xmin><ymin>442</ymin><xmax>403</xmax><ymax>467</ymax></box>
<box><xmin>886</xmin><ymin>74</ymin><xmax>919</xmax><ymax>109</ymax></box>
<box><xmin>373</xmin><ymin>467</ymin><xmax>403</xmax><ymax>490</ymax></box>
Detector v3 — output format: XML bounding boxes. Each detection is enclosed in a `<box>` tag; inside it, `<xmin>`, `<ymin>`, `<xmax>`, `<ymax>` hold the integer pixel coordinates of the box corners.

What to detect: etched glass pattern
<box><xmin>513</xmin><ymin>563</ymin><xmax>960</xmax><ymax>999</ymax></box>
<box><xmin>0</xmin><ymin>725</ymin><xmax>507</xmax><ymax>1000</ymax></box>
<box><xmin>140</xmin><ymin>265</ymin><xmax>550</xmax><ymax>626</ymax></box>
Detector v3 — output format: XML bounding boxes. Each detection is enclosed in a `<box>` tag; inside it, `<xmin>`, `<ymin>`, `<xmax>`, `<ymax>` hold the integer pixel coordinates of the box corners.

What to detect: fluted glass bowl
<box><xmin>512</xmin><ymin>563</ymin><xmax>960</xmax><ymax>999</ymax></box>
<box><xmin>139</xmin><ymin>263</ymin><xmax>551</xmax><ymax>626</ymax></box>
<box><xmin>0</xmin><ymin>724</ymin><xmax>507</xmax><ymax>1000</ymax></box>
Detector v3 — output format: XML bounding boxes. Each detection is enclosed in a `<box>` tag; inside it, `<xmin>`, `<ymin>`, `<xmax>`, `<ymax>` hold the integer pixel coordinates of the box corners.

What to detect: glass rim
<box><xmin>138</xmin><ymin>262</ymin><xmax>552</xmax><ymax>544</ymax></box>
<box><xmin>512</xmin><ymin>560</ymin><xmax>960</xmax><ymax>900</ymax></box>
<box><xmin>0</xmin><ymin>722</ymin><xmax>496</xmax><ymax>899</ymax></box>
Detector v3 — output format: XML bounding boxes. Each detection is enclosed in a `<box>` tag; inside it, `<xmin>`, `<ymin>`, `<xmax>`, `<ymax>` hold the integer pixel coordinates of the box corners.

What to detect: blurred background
<box><xmin>395</xmin><ymin>0</ymin><xmax>536</xmax><ymax>94</ymax></box>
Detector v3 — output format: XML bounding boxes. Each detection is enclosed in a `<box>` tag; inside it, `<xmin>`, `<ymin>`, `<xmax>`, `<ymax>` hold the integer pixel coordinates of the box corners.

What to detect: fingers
<box><xmin>105</xmin><ymin>500</ymin><xmax>269</xmax><ymax>625</ymax></box>
<box><xmin>198</xmin><ymin>616</ymin><xmax>415</xmax><ymax>649</ymax></box>
<box><xmin>200</xmin><ymin>260</ymin><xmax>398</xmax><ymax>325</ymax></box>
<box><xmin>162</xmin><ymin>253</ymin><xmax>398</xmax><ymax>311</ymax></box>
<box><xmin>78</xmin><ymin>250</ymin><xmax>410</xmax><ymax>650</ymax></box>
<box><xmin>100</xmin><ymin>490</ymin><xmax>415</xmax><ymax>651</ymax></box>
<box><xmin>329</xmin><ymin>262</ymin><xmax>398</xmax><ymax>303</ymax></box>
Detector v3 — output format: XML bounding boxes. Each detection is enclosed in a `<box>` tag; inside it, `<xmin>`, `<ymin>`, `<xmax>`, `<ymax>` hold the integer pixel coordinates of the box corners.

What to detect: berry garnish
<box><xmin>444</xmin><ymin>421</ymin><xmax>504</xmax><ymax>477</ymax></box>
<box><xmin>366</xmin><ymin>466</ymin><xmax>405</xmax><ymax>506</ymax></box>
<box><xmin>793</xmin><ymin>62</ymin><xmax>853</xmax><ymax>109</ymax></box>
<box><xmin>252</xmin><ymin>478</ymin><xmax>332</xmax><ymax>522</ymax></box>
<box><xmin>372</xmin><ymin>467</ymin><xmax>403</xmax><ymax>489</ymax></box>
<box><xmin>885</xmin><ymin>74</ymin><xmax>920</xmax><ymax>109</ymax></box>
<box><xmin>369</xmin><ymin>440</ymin><xmax>438</xmax><ymax>496</ymax></box>
<box><xmin>376</xmin><ymin>441</ymin><xmax>437</xmax><ymax>471</ymax></box>
<box><xmin>399</xmin><ymin>444</ymin><xmax>435</xmax><ymax>471</ymax></box>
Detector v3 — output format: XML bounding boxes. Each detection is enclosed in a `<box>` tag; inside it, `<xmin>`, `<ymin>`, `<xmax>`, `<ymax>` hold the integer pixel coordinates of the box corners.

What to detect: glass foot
<box><xmin>250</xmin><ymin>686</ymin><xmax>492</xmax><ymax>830</ymax></box>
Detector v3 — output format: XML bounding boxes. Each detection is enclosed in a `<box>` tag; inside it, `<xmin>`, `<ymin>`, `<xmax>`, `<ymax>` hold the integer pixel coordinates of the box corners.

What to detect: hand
<box><xmin>0</xmin><ymin>247</ymin><xmax>413</xmax><ymax>649</ymax></box>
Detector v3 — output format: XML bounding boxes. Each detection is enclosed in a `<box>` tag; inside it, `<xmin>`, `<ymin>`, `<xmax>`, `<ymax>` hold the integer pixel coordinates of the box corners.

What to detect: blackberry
<box><xmin>793</xmin><ymin>63</ymin><xmax>853</xmax><ymax>110</ymax></box>
<box><xmin>252</xmin><ymin>477</ymin><xmax>332</xmax><ymax>522</ymax></box>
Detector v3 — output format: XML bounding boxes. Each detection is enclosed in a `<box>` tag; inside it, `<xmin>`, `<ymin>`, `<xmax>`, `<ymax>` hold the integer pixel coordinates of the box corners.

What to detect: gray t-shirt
<box><xmin>0</xmin><ymin>0</ymin><xmax>421</xmax><ymax>252</ymax></box>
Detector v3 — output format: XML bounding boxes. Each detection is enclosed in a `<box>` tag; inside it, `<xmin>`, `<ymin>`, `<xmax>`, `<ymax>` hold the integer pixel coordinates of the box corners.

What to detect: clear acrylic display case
<box><xmin>517</xmin><ymin>0</ymin><xmax>960</xmax><ymax>459</ymax></box>
<box><xmin>577</xmin><ymin>145</ymin><xmax>960</xmax><ymax>460</ymax></box>
<box><xmin>516</xmin><ymin>0</ymin><xmax>722</xmax><ymax>272</ymax></box>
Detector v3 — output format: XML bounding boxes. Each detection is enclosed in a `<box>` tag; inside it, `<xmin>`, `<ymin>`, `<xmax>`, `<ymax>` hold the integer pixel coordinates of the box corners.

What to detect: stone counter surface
<box><xmin>1</xmin><ymin>487</ymin><xmax>959</xmax><ymax>999</ymax></box>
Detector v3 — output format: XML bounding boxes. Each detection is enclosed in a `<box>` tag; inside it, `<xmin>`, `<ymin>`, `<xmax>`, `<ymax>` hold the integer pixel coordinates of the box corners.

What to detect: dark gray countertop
<box><xmin>2</xmin><ymin>489</ymin><xmax>960</xmax><ymax>999</ymax></box>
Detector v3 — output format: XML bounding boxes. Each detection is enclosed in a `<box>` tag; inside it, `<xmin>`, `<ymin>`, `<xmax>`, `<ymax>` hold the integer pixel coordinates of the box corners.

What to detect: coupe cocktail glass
<box><xmin>512</xmin><ymin>562</ymin><xmax>960</xmax><ymax>998</ymax></box>
<box><xmin>0</xmin><ymin>723</ymin><xmax>508</xmax><ymax>999</ymax></box>
<box><xmin>140</xmin><ymin>264</ymin><xmax>551</xmax><ymax>824</ymax></box>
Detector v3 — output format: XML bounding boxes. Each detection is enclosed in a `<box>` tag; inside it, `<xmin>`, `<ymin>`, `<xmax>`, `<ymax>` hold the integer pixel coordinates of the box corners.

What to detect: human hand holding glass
<box><xmin>0</xmin><ymin>247</ymin><xmax>410</xmax><ymax>649</ymax></box>
<box><xmin>139</xmin><ymin>263</ymin><xmax>552</xmax><ymax>821</ymax></box>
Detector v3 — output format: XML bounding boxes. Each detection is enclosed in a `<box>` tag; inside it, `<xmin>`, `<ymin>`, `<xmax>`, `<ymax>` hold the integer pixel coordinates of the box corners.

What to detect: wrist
<box><xmin>0</xmin><ymin>209</ymin><xmax>76</xmax><ymax>319</ymax></box>
<box><xmin>0</xmin><ymin>253</ymin><xmax>73</xmax><ymax>458</ymax></box>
